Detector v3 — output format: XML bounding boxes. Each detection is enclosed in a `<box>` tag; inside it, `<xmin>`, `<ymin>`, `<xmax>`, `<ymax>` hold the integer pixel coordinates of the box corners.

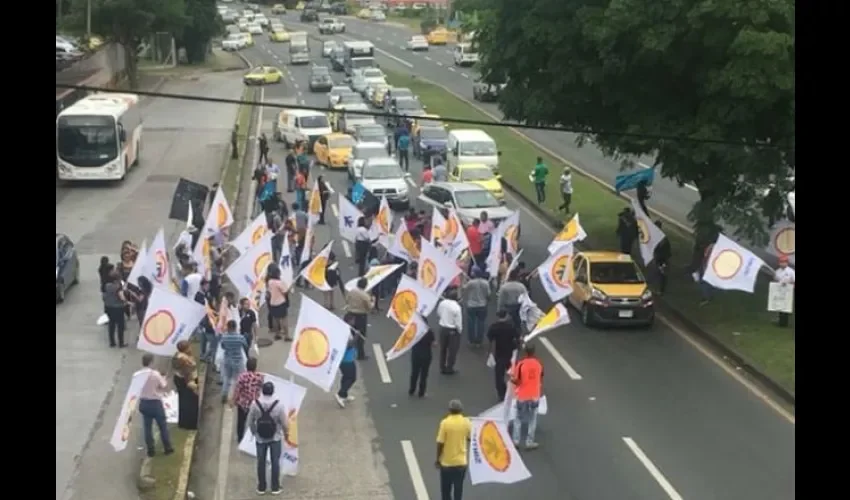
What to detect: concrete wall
<box><xmin>56</xmin><ymin>42</ymin><xmax>128</xmax><ymax>116</ymax></box>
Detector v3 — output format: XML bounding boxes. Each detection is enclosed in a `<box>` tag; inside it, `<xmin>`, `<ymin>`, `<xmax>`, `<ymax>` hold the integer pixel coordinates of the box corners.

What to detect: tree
<box><xmin>178</xmin><ymin>0</ymin><xmax>220</xmax><ymax>64</ymax></box>
<box><xmin>475</xmin><ymin>0</ymin><xmax>795</xmax><ymax>246</ymax></box>
<box><xmin>67</xmin><ymin>0</ymin><xmax>186</xmax><ymax>88</ymax></box>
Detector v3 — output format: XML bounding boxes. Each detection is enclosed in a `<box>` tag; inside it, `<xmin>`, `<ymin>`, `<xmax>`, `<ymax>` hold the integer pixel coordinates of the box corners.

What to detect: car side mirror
<box><xmin>119</xmin><ymin>128</ymin><xmax>126</xmax><ymax>142</ymax></box>
<box><xmin>497</xmin><ymin>151</ymin><xmax>503</xmax><ymax>157</ymax></box>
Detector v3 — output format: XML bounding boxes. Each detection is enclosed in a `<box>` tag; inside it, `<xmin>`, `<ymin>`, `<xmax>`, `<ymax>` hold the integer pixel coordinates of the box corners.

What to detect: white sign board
<box><xmin>767</xmin><ymin>282</ymin><xmax>794</xmax><ymax>313</ymax></box>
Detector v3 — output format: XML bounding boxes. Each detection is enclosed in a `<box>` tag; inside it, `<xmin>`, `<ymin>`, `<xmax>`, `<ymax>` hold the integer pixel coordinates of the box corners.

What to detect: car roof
<box><xmin>457</xmin><ymin>163</ymin><xmax>491</xmax><ymax>170</ymax></box>
<box><xmin>450</xmin><ymin>129</ymin><xmax>493</xmax><ymax>140</ymax></box>
<box><xmin>286</xmin><ymin>109</ymin><xmax>327</xmax><ymax>117</ymax></box>
<box><xmin>365</xmin><ymin>157</ymin><xmax>400</xmax><ymax>166</ymax></box>
<box><xmin>429</xmin><ymin>182</ymin><xmax>490</xmax><ymax>193</ymax></box>
<box><xmin>355</xmin><ymin>141</ymin><xmax>386</xmax><ymax>149</ymax></box>
<box><xmin>324</xmin><ymin>132</ymin><xmax>353</xmax><ymax>139</ymax></box>
<box><xmin>345</xmin><ymin>103</ymin><xmax>369</xmax><ymax>110</ymax></box>
<box><xmin>579</xmin><ymin>251</ymin><xmax>635</xmax><ymax>263</ymax></box>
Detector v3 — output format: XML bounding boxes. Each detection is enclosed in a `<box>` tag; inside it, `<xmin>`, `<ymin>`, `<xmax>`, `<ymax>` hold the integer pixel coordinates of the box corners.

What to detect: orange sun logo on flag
<box><xmin>142</xmin><ymin>310</ymin><xmax>177</xmax><ymax>346</ymax></box>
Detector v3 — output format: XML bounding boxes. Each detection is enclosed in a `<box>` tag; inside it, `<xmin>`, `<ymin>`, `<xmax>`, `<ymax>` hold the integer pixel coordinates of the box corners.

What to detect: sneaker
<box><xmin>271</xmin><ymin>489</ymin><xmax>282</xmax><ymax>495</ymax></box>
<box><xmin>256</xmin><ymin>490</ymin><xmax>266</xmax><ymax>495</ymax></box>
<box><xmin>334</xmin><ymin>394</ymin><xmax>346</xmax><ymax>408</ymax></box>
<box><xmin>525</xmin><ymin>442</ymin><xmax>539</xmax><ymax>450</ymax></box>
<box><xmin>512</xmin><ymin>440</ymin><xmax>520</xmax><ymax>448</ymax></box>
<box><xmin>346</xmin><ymin>395</ymin><xmax>356</xmax><ymax>402</ymax></box>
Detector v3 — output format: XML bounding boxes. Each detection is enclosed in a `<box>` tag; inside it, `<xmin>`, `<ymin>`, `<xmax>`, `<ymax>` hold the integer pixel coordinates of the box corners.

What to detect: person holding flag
<box><xmin>266</xmin><ymin>264</ymin><xmax>290</xmax><ymax>341</ymax></box>
<box><xmin>510</xmin><ymin>343</ymin><xmax>544</xmax><ymax>450</ymax></box>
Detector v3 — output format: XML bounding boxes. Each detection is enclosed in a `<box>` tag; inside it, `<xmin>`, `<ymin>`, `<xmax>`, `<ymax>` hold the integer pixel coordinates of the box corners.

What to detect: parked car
<box><xmin>309</xmin><ymin>65</ymin><xmax>334</xmax><ymax>92</ymax></box>
<box><xmin>56</xmin><ymin>233</ymin><xmax>80</xmax><ymax>303</ymax></box>
<box><xmin>322</xmin><ymin>40</ymin><xmax>339</xmax><ymax>57</ymax></box>
<box><xmin>358</xmin><ymin>157</ymin><xmax>410</xmax><ymax>209</ymax></box>
<box><xmin>319</xmin><ymin>17</ymin><xmax>346</xmax><ymax>34</ymax></box>
<box><xmin>406</xmin><ymin>35</ymin><xmax>429</xmax><ymax>51</ymax></box>
<box><xmin>300</xmin><ymin>9</ymin><xmax>319</xmax><ymax>21</ymax></box>
<box><xmin>417</xmin><ymin>182</ymin><xmax>511</xmax><ymax>226</ymax></box>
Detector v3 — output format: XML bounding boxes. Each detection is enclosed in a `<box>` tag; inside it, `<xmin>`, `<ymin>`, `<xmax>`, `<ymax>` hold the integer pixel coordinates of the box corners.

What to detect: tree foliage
<box><xmin>475</xmin><ymin>0</ymin><xmax>795</xmax><ymax>243</ymax></box>
<box><xmin>178</xmin><ymin>0</ymin><xmax>221</xmax><ymax>64</ymax></box>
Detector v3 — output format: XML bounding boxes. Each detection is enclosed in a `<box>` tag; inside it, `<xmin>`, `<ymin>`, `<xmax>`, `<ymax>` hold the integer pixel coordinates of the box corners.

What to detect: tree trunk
<box><xmin>690</xmin><ymin>186</ymin><xmax>720</xmax><ymax>273</ymax></box>
<box><xmin>124</xmin><ymin>43</ymin><xmax>139</xmax><ymax>89</ymax></box>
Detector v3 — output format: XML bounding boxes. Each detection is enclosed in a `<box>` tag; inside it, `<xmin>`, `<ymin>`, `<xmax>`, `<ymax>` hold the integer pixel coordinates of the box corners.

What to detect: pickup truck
<box><xmin>318</xmin><ymin>17</ymin><xmax>345</xmax><ymax>34</ymax></box>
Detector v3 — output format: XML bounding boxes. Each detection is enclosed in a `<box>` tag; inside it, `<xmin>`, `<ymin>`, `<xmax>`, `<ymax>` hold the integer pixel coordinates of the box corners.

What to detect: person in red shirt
<box><xmin>404</xmin><ymin>208</ymin><xmax>419</xmax><ymax>232</ymax></box>
<box><xmin>466</xmin><ymin>219</ymin><xmax>483</xmax><ymax>273</ymax></box>
<box><xmin>230</xmin><ymin>357</ymin><xmax>264</xmax><ymax>443</ymax></box>
<box><xmin>421</xmin><ymin>165</ymin><xmax>433</xmax><ymax>185</ymax></box>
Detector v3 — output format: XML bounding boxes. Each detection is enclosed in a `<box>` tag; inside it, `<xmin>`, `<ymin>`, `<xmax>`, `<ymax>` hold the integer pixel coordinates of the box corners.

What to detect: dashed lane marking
<box><xmin>622</xmin><ymin>437</ymin><xmax>683</xmax><ymax>500</ymax></box>
<box><xmin>540</xmin><ymin>338</ymin><xmax>582</xmax><ymax>381</ymax></box>
<box><xmin>372</xmin><ymin>343</ymin><xmax>392</xmax><ymax>383</ymax></box>
<box><xmin>331</xmin><ymin>203</ymin><xmax>339</xmax><ymax>217</ymax></box>
<box><xmin>401</xmin><ymin>440</ymin><xmax>430</xmax><ymax>500</ymax></box>
<box><xmin>341</xmin><ymin>240</ymin><xmax>352</xmax><ymax>258</ymax></box>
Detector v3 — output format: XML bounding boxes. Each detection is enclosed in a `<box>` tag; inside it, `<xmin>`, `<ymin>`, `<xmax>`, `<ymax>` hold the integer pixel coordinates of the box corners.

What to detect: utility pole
<box><xmin>86</xmin><ymin>0</ymin><xmax>92</xmax><ymax>37</ymax></box>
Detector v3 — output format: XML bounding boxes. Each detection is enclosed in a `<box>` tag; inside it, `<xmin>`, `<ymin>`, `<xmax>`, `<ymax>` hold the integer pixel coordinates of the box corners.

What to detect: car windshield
<box><xmin>226</xmin><ymin>34</ymin><xmax>241</xmax><ymax>41</ymax></box>
<box><xmin>329</xmin><ymin>136</ymin><xmax>356</xmax><ymax>149</ymax></box>
<box><xmin>56</xmin><ymin>115</ymin><xmax>118</xmax><ymax>166</ymax></box>
<box><xmin>590</xmin><ymin>262</ymin><xmax>644</xmax><ymax>284</ymax></box>
<box><xmin>392</xmin><ymin>89</ymin><xmax>413</xmax><ymax>99</ymax></box>
<box><xmin>419</xmin><ymin>127</ymin><xmax>447</xmax><ymax>140</ymax></box>
<box><xmin>460</xmin><ymin>168</ymin><xmax>495</xmax><ymax>181</ymax></box>
<box><xmin>351</xmin><ymin>59</ymin><xmax>375</xmax><ymax>69</ymax></box>
<box><xmin>362</xmin><ymin>69</ymin><xmax>383</xmax><ymax>79</ymax></box>
<box><xmin>363</xmin><ymin>162</ymin><xmax>402</xmax><ymax>179</ymax></box>
<box><xmin>291</xmin><ymin>45</ymin><xmax>308</xmax><ymax>53</ymax></box>
<box><xmin>454</xmin><ymin>190</ymin><xmax>500</xmax><ymax>209</ymax></box>
<box><xmin>459</xmin><ymin>140</ymin><xmax>497</xmax><ymax>156</ymax></box>
<box><xmin>338</xmin><ymin>94</ymin><xmax>362</xmax><ymax>104</ymax></box>
<box><xmin>330</xmin><ymin>87</ymin><xmax>349</xmax><ymax>96</ymax></box>
<box><xmin>395</xmin><ymin>99</ymin><xmax>420</xmax><ymax>111</ymax></box>
<box><xmin>355</xmin><ymin>146</ymin><xmax>386</xmax><ymax>160</ymax></box>
<box><xmin>347</xmin><ymin>116</ymin><xmax>376</xmax><ymax>126</ymax></box>
<box><xmin>299</xmin><ymin>115</ymin><xmax>330</xmax><ymax>128</ymax></box>
<box><xmin>411</xmin><ymin>36</ymin><xmax>426</xmax><ymax>42</ymax></box>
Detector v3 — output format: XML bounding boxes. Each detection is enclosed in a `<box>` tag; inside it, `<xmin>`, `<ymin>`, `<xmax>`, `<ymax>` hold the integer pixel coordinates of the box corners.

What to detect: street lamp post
<box><xmin>86</xmin><ymin>0</ymin><xmax>92</xmax><ymax>37</ymax></box>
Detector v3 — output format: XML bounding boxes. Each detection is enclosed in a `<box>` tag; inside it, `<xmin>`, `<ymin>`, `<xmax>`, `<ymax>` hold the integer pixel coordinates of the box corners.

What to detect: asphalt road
<box><xmin>239</xmin><ymin>20</ymin><xmax>795</xmax><ymax>500</ymax></box>
<box><xmin>55</xmin><ymin>73</ymin><xmax>243</xmax><ymax>500</ymax></box>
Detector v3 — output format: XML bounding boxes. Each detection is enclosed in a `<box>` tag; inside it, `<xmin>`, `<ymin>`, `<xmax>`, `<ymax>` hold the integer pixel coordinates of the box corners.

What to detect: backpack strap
<box><xmin>255</xmin><ymin>399</ymin><xmax>269</xmax><ymax>416</ymax></box>
<box><xmin>267</xmin><ymin>400</ymin><xmax>279</xmax><ymax>413</ymax></box>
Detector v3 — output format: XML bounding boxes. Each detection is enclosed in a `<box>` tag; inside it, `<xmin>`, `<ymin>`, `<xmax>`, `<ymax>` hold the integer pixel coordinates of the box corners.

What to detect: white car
<box><xmin>238</xmin><ymin>19</ymin><xmax>249</xmax><ymax>31</ymax></box>
<box><xmin>358</xmin><ymin>157</ymin><xmax>410</xmax><ymax>209</ymax></box>
<box><xmin>322</xmin><ymin>41</ymin><xmax>339</xmax><ymax>58</ymax></box>
<box><xmin>222</xmin><ymin>33</ymin><xmax>246</xmax><ymax>51</ymax></box>
<box><xmin>348</xmin><ymin>142</ymin><xmax>393</xmax><ymax>180</ymax></box>
<box><xmin>370</xmin><ymin>10</ymin><xmax>386</xmax><ymax>21</ymax></box>
<box><xmin>242</xmin><ymin>9</ymin><xmax>255</xmax><ymax>20</ymax></box>
<box><xmin>319</xmin><ymin>17</ymin><xmax>346</xmax><ymax>34</ymax></box>
<box><xmin>254</xmin><ymin>14</ymin><xmax>269</xmax><ymax>27</ymax></box>
<box><xmin>453</xmin><ymin>43</ymin><xmax>479</xmax><ymax>67</ymax></box>
<box><xmin>360</xmin><ymin>67</ymin><xmax>386</xmax><ymax>87</ymax></box>
<box><xmin>247</xmin><ymin>22</ymin><xmax>263</xmax><ymax>34</ymax></box>
<box><xmin>406</xmin><ymin>35</ymin><xmax>429</xmax><ymax>51</ymax></box>
<box><xmin>338</xmin><ymin>103</ymin><xmax>377</xmax><ymax>134</ymax></box>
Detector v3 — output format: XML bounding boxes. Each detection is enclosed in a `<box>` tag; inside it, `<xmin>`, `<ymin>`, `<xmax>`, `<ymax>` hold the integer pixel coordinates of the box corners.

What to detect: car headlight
<box><xmin>641</xmin><ymin>289</ymin><xmax>653</xmax><ymax>301</ymax></box>
<box><xmin>590</xmin><ymin>288</ymin><xmax>608</xmax><ymax>301</ymax></box>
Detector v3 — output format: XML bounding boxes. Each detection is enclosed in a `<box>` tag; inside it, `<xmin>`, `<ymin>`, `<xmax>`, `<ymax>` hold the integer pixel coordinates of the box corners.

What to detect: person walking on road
<box><xmin>317</xmin><ymin>175</ymin><xmax>331</xmax><ymax>225</ymax></box>
<box><xmin>558</xmin><ymin>166</ymin><xmax>573</xmax><ymax>213</ymax></box>
<box><xmin>247</xmin><ymin>381</ymin><xmax>288</xmax><ymax>496</ymax></box>
<box><xmin>346</xmin><ymin>278</ymin><xmax>374</xmax><ymax>360</ymax></box>
<box><xmin>497</xmin><ymin>271</ymin><xmax>528</xmax><ymax>331</ymax></box>
<box><xmin>218</xmin><ymin>320</ymin><xmax>248</xmax><ymax>403</ymax></box>
<box><xmin>335</xmin><ymin>320</ymin><xmax>359</xmax><ymax>408</ymax></box>
<box><xmin>102</xmin><ymin>269</ymin><xmax>128</xmax><ymax>348</ymax></box>
<box><xmin>231</xmin><ymin>357</ymin><xmax>264</xmax><ymax>444</ymax></box>
<box><xmin>138</xmin><ymin>353</ymin><xmax>175</xmax><ymax>457</ymax></box>
<box><xmin>409</xmin><ymin>325</ymin><xmax>436</xmax><ymax>398</ymax></box>
<box><xmin>437</xmin><ymin>289</ymin><xmax>463</xmax><ymax>375</ymax></box>
<box><xmin>636</xmin><ymin>178</ymin><xmax>651</xmax><ymax>215</ymax></box>
<box><xmin>487</xmin><ymin>310</ymin><xmax>519</xmax><ymax>401</ymax></box>
<box><xmin>266</xmin><ymin>264</ymin><xmax>291</xmax><ymax>341</ymax></box>
<box><xmin>652</xmin><ymin>220</ymin><xmax>672</xmax><ymax>295</ymax></box>
<box><xmin>772</xmin><ymin>255</ymin><xmax>795</xmax><ymax>327</ymax></box>
<box><xmin>616</xmin><ymin>207</ymin><xmax>638</xmax><ymax>255</ymax></box>
<box><xmin>285</xmin><ymin>148</ymin><xmax>297</xmax><ymax>193</ymax></box>
<box><xmin>531</xmin><ymin>156</ymin><xmax>549</xmax><ymax>204</ymax></box>
<box><xmin>510</xmin><ymin>343</ymin><xmax>544</xmax><ymax>450</ymax></box>
<box><xmin>433</xmin><ymin>158</ymin><xmax>448</xmax><ymax>182</ymax></box>
<box><xmin>258</xmin><ymin>133</ymin><xmax>269</xmax><ymax>164</ymax></box>
<box><xmin>294</xmin><ymin>169</ymin><xmax>307</xmax><ymax>210</ymax></box>
<box><xmin>397</xmin><ymin>130</ymin><xmax>411</xmax><ymax>172</ymax></box>
<box><xmin>354</xmin><ymin>217</ymin><xmax>372</xmax><ymax>277</ymax></box>
<box><xmin>435</xmin><ymin>399</ymin><xmax>472</xmax><ymax>500</ymax></box>
<box><xmin>460</xmin><ymin>267</ymin><xmax>490</xmax><ymax>347</ymax></box>
<box><xmin>465</xmin><ymin>219</ymin><xmax>483</xmax><ymax>273</ymax></box>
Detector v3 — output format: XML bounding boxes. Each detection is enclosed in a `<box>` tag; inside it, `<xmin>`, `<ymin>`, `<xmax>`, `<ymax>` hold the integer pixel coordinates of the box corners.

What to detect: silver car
<box><xmin>417</xmin><ymin>182</ymin><xmax>512</xmax><ymax>226</ymax></box>
<box><xmin>349</xmin><ymin>73</ymin><xmax>369</xmax><ymax>95</ymax></box>
<box><xmin>354</xmin><ymin>123</ymin><xmax>389</xmax><ymax>149</ymax></box>
<box><xmin>327</xmin><ymin>85</ymin><xmax>352</xmax><ymax>107</ymax></box>
<box><xmin>358</xmin><ymin>157</ymin><xmax>410</xmax><ymax>209</ymax></box>
<box><xmin>348</xmin><ymin>141</ymin><xmax>392</xmax><ymax>180</ymax></box>
<box><xmin>338</xmin><ymin>103</ymin><xmax>377</xmax><ymax>134</ymax></box>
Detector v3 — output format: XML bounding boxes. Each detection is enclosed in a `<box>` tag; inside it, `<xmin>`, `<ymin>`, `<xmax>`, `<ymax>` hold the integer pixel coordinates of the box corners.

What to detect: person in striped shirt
<box><xmin>219</xmin><ymin>320</ymin><xmax>247</xmax><ymax>403</ymax></box>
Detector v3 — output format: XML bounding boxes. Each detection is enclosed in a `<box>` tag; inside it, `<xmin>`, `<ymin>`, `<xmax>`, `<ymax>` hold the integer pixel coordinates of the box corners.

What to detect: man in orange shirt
<box><xmin>465</xmin><ymin>219</ymin><xmax>482</xmax><ymax>273</ymax></box>
<box><xmin>510</xmin><ymin>343</ymin><xmax>544</xmax><ymax>449</ymax></box>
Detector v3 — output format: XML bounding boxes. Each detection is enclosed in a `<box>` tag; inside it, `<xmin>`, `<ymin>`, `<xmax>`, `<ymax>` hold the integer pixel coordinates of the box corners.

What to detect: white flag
<box><xmin>205</xmin><ymin>187</ymin><xmax>235</xmax><ymax>237</ymax></box>
<box><xmin>279</xmin><ymin>233</ymin><xmax>295</xmax><ymax>289</ymax></box>
<box><xmin>418</xmin><ymin>238</ymin><xmax>462</xmax><ymax>296</ymax></box>
<box><xmin>225</xmin><ymin>232</ymin><xmax>274</xmax><ymax>299</ymax></box>
<box><xmin>445</xmin><ymin>209</ymin><xmax>469</xmax><ymax>260</ymax></box>
<box><xmin>369</xmin><ymin>196</ymin><xmax>393</xmax><ymax>247</ymax></box>
<box><xmin>478</xmin><ymin>395</ymin><xmax>549</xmax><ymax>422</ymax></box>
<box><xmin>387</xmin><ymin>274</ymin><xmax>440</xmax><ymax>327</ymax></box>
<box><xmin>145</xmin><ymin>228</ymin><xmax>172</xmax><ymax>289</ymax></box>
<box><xmin>164</xmin><ymin>391</ymin><xmax>179</xmax><ymax>424</ymax></box>
<box><xmin>344</xmin><ymin>263</ymin><xmax>403</xmax><ymax>292</ymax></box>
<box><xmin>307</xmin><ymin>182</ymin><xmax>322</xmax><ymax>224</ymax></box>
<box><xmin>468</xmin><ymin>418</ymin><xmax>532</xmax><ymax>485</ymax></box>
<box><xmin>300</xmin><ymin>217</ymin><xmax>316</xmax><ymax>266</ymax></box>
<box><xmin>109</xmin><ymin>369</ymin><xmax>151</xmax><ymax>452</ymax></box>
<box><xmin>192</xmin><ymin>234</ymin><xmax>212</xmax><ymax>279</ymax></box>
<box><xmin>548</xmin><ymin>213</ymin><xmax>587</xmax><ymax>254</ymax></box>
<box><xmin>702</xmin><ymin>234</ymin><xmax>766</xmax><ymax>293</ymax></box>
<box><xmin>238</xmin><ymin>374</ymin><xmax>308</xmax><ymax>476</ymax></box>
<box><xmin>385</xmin><ymin>314</ymin><xmax>429</xmax><ymax>361</ymax></box>
<box><xmin>284</xmin><ymin>295</ymin><xmax>352</xmax><ymax>392</ymax></box>
<box><xmin>524</xmin><ymin>303</ymin><xmax>570</xmax><ymax>343</ymax></box>
<box><xmin>765</xmin><ymin>220</ymin><xmax>795</xmax><ymax>264</ymax></box>
<box><xmin>137</xmin><ymin>287</ymin><xmax>207</xmax><ymax>356</ymax></box>
<box><xmin>485</xmin><ymin>213</ymin><xmax>511</xmax><ymax>275</ymax></box>
<box><xmin>387</xmin><ymin>223</ymin><xmax>420</xmax><ymax>262</ymax></box>
<box><xmin>518</xmin><ymin>293</ymin><xmax>545</xmax><ymax>332</ymax></box>
<box><xmin>503</xmin><ymin>249</ymin><xmax>523</xmax><ymax>285</ymax></box>
<box><xmin>230</xmin><ymin>212</ymin><xmax>269</xmax><ymax>255</ymax></box>
<box><xmin>501</xmin><ymin>211</ymin><xmax>521</xmax><ymax>255</ymax></box>
<box><xmin>126</xmin><ymin>240</ymin><xmax>148</xmax><ymax>288</ymax></box>
<box><xmin>338</xmin><ymin>195</ymin><xmax>364</xmax><ymax>243</ymax></box>
<box><xmin>536</xmin><ymin>244</ymin><xmax>574</xmax><ymax>302</ymax></box>
<box><xmin>631</xmin><ymin>199</ymin><xmax>667</xmax><ymax>265</ymax></box>
<box><xmin>299</xmin><ymin>241</ymin><xmax>333</xmax><ymax>291</ymax></box>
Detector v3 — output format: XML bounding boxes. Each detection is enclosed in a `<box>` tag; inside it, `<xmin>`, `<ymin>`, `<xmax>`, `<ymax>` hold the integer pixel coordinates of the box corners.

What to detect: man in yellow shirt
<box><xmin>435</xmin><ymin>399</ymin><xmax>472</xmax><ymax>500</ymax></box>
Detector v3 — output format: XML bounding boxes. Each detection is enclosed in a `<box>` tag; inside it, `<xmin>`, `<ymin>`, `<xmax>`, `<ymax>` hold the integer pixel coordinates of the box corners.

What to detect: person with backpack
<box><xmin>247</xmin><ymin>381</ymin><xmax>288</xmax><ymax>496</ymax></box>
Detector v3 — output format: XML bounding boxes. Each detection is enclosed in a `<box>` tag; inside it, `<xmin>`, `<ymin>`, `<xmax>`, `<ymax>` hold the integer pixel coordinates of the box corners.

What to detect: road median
<box><xmin>382</xmin><ymin>69</ymin><xmax>795</xmax><ymax>403</ymax></box>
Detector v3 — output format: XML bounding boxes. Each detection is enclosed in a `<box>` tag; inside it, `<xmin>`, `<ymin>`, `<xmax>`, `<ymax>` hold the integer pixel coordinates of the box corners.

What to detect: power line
<box><xmin>55</xmin><ymin>83</ymin><xmax>793</xmax><ymax>151</ymax></box>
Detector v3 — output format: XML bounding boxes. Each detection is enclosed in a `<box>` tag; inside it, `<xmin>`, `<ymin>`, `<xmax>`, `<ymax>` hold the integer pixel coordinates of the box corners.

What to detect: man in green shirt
<box><xmin>531</xmin><ymin>156</ymin><xmax>549</xmax><ymax>203</ymax></box>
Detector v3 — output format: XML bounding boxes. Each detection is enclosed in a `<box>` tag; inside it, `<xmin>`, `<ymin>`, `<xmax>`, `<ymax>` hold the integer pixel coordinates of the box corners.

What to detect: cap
<box><xmin>448</xmin><ymin>399</ymin><xmax>463</xmax><ymax>412</ymax></box>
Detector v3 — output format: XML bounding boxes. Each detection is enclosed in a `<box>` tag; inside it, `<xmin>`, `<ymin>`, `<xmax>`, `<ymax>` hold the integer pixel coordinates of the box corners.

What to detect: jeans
<box><xmin>534</xmin><ymin>182</ymin><xmax>546</xmax><ymax>203</ymax></box>
<box><xmin>105</xmin><ymin>306</ymin><xmax>126</xmax><ymax>346</ymax></box>
<box><xmin>504</xmin><ymin>304</ymin><xmax>522</xmax><ymax>332</ymax></box>
<box><xmin>286</xmin><ymin>166</ymin><xmax>295</xmax><ymax>192</ymax></box>
<box><xmin>138</xmin><ymin>398</ymin><xmax>172</xmax><ymax>456</ymax></box>
<box><xmin>256</xmin><ymin>440</ymin><xmax>282</xmax><ymax>492</ymax></box>
<box><xmin>351</xmin><ymin>313</ymin><xmax>368</xmax><ymax>359</ymax></box>
<box><xmin>398</xmin><ymin>149</ymin><xmax>409</xmax><ymax>171</ymax></box>
<box><xmin>409</xmin><ymin>354</ymin><xmax>431</xmax><ymax>396</ymax></box>
<box><xmin>439</xmin><ymin>465</ymin><xmax>466</xmax><ymax>500</ymax></box>
<box><xmin>512</xmin><ymin>400</ymin><xmax>540</xmax><ymax>445</ymax></box>
<box><xmin>295</xmin><ymin>189</ymin><xmax>305</xmax><ymax>210</ymax></box>
<box><xmin>494</xmin><ymin>356</ymin><xmax>511</xmax><ymax>401</ymax></box>
<box><xmin>465</xmin><ymin>307</ymin><xmax>487</xmax><ymax>344</ymax></box>
<box><xmin>236</xmin><ymin>405</ymin><xmax>249</xmax><ymax>444</ymax></box>
<box><xmin>221</xmin><ymin>361</ymin><xmax>244</xmax><ymax>399</ymax></box>
<box><xmin>338</xmin><ymin>362</ymin><xmax>357</xmax><ymax>398</ymax></box>
<box><xmin>439</xmin><ymin>329</ymin><xmax>460</xmax><ymax>372</ymax></box>
<box><xmin>201</xmin><ymin>330</ymin><xmax>218</xmax><ymax>362</ymax></box>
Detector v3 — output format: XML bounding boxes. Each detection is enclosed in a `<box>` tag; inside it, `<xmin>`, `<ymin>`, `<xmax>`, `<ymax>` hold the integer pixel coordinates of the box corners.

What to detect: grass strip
<box><xmin>383</xmin><ymin>69</ymin><xmax>795</xmax><ymax>394</ymax></box>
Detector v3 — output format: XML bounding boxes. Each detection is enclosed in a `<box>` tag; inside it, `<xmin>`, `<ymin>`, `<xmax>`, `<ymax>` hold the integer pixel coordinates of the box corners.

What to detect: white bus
<box><xmin>56</xmin><ymin>93</ymin><xmax>143</xmax><ymax>181</ymax></box>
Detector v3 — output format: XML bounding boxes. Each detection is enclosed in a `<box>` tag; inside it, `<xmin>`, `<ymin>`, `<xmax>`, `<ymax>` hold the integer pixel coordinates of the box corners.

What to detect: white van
<box><xmin>447</xmin><ymin>129</ymin><xmax>500</xmax><ymax>173</ymax></box>
<box><xmin>273</xmin><ymin>109</ymin><xmax>332</xmax><ymax>152</ymax></box>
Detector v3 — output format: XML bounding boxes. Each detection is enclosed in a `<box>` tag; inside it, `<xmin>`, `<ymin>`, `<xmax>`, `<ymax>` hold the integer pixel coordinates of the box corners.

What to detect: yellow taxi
<box><xmin>567</xmin><ymin>251</ymin><xmax>654</xmax><ymax>327</ymax></box>
<box><xmin>448</xmin><ymin>164</ymin><xmax>504</xmax><ymax>200</ymax></box>
<box><xmin>427</xmin><ymin>28</ymin><xmax>450</xmax><ymax>45</ymax></box>
<box><xmin>271</xmin><ymin>4</ymin><xmax>287</xmax><ymax>14</ymax></box>
<box><xmin>295</xmin><ymin>1</ymin><xmax>306</xmax><ymax>10</ymax></box>
<box><xmin>243</xmin><ymin>66</ymin><xmax>284</xmax><ymax>85</ymax></box>
<box><xmin>371</xmin><ymin>84</ymin><xmax>390</xmax><ymax>107</ymax></box>
<box><xmin>313</xmin><ymin>133</ymin><xmax>356</xmax><ymax>169</ymax></box>
<box><xmin>270</xmin><ymin>28</ymin><xmax>289</xmax><ymax>42</ymax></box>
<box><xmin>412</xmin><ymin>114</ymin><xmax>447</xmax><ymax>136</ymax></box>
<box><xmin>357</xmin><ymin>8</ymin><xmax>371</xmax><ymax>19</ymax></box>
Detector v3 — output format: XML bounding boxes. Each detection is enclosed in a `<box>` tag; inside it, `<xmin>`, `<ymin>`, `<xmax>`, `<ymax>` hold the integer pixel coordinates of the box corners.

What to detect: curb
<box><xmin>399</xmin><ymin>74</ymin><xmax>796</xmax><ymax>408</ymax></box>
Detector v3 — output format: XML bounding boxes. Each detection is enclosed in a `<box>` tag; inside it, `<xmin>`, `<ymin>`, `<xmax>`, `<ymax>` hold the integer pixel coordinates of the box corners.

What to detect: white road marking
<box><xmin>375</xmin><ymin>47</ymin><xmax>414</xmax><ymax>68</ymax></box>
<box><xmin>376</xmin><ymin>36</ymin><xmax>383</xmax><ymax>41</ymax></box>
<box><xmin>297</xmin><ymin>91</ymin><xmax>303</xmax><ymax>97</ymax></box>
<box><xmin>436</xmin><ymin>61</ymin><xmax>443</xmax><ymax>67</ymax></box>
<box><xmin>405</xmin><ymin>176</ymin><xmax>417</xmax><ymax>188</ymax></box>
<box><xmin>448</xmin><ymin>67</ymin><xmax>455</xmax><ymax>72</ymax></box>
<box><xmin>622</xmin><ymin>437</ymin><xmax>683</xmax><ymax>500</ymax></box>
<box><xmin>341</xmin><ymin>240</ymin><xmax>352</xmax><ymax>258</ymax></box>
<box><xmin>372</xmin><ymin>343</ymin><xmax>392</xmax><ymax>383</ymax></box>
<box><xmin>401</xmin><ymin>440</ymin><xmax>430</xmax><ymax>500</ymax></box>
<box><xmin>331</xmin><ymin>203</ymin><xmax>339</xmax><ymax>217</ymax></box>
<box><xmin>293</xmin><ymin>82</ymin><xmax>299</xmax><ymax>89</ymax></box>
<box><xmin>460</xmin><ymin>73</ymin><xmax>469</xmax><ymax>79</ymax></box>
<box><xmin>424</xmin><ymin>56</ymin><xmax>432</xmax><ymax>61</ymax></box>
<box><xmin>539</xmin><ymin>338</ymin><xmax>582</xmax><ymax>380</ymax></box>
<box><xmin>214</xmin><ymin>407</ymin><xmax>235</xmax><ymax>500</ymax></box>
